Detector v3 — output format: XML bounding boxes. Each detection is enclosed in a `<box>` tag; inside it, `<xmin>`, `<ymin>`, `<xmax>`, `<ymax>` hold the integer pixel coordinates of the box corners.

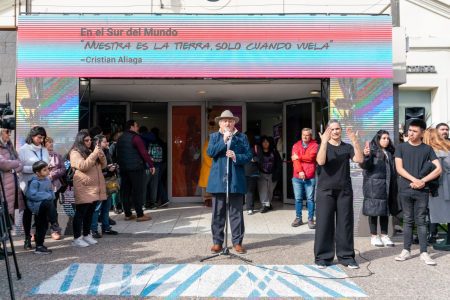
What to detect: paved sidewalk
<box><xmin>1</xmin><ymin>203</ymin><xmax>449</xmax><ymax>299</ymax></box>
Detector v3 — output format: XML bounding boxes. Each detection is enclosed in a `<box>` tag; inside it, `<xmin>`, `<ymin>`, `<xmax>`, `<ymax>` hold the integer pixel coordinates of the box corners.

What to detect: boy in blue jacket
<box><xmin>26</xmin><ymin>160</ymin><xmax>60</xmax><ymax>254</ymax></box>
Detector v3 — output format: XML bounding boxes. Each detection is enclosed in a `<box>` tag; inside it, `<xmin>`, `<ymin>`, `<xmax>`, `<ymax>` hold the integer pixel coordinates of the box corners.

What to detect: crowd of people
<box><xmin>206</xmin><ymin>110</ymin><xmax>448</xmax><ymax>267</ymax></box>
<box><xmin>1</xmin><ymin>110</ymin><xmax>449</xmax><ymax>268</ymax></box>
<box><xmin>0</xmin><ymin>120</ymin><xmax>167</xmax><ymax>255</ymax></box>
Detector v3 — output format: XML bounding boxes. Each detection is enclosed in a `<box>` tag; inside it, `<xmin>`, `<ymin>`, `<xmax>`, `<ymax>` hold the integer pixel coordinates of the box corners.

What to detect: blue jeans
<box><xmin>292</xmin><ymin>177</ymin><xmax>316</xmax><ymax>220</ymax></box>
<box><xmin>91</xmin><ymin>197</ymin><xmax>112</xmax><ymax>232</ymax></box>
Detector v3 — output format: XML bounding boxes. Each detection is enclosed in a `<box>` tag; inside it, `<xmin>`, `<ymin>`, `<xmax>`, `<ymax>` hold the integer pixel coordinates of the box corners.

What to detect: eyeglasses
<box><xmin>84</xmin><ymin>138</ymin><xmax>92</xmax><ymax>142</ymax></box>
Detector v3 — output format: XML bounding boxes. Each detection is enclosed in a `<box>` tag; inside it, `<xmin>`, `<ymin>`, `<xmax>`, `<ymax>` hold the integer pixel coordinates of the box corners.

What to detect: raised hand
<box><xmin>346</xmin><ymin>127</ymin><xmax>359</xmax><ymax>143</ymax></box>
<box><xmin>363</xmin><ymin>141</ymin><xmax>370</xmax><ymax>156</ymax></box>
<box><xmin>318</xmin><ymin>127</ymin><xmax>332</xmax><ymax>143</ymax></box>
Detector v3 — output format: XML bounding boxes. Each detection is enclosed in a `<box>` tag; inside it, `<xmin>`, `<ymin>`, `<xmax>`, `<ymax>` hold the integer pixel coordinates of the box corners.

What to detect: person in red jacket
<box><xmin>291</xmin><ymin>128</ymin><xmax>319</xmax><ymax>229</ymax></box>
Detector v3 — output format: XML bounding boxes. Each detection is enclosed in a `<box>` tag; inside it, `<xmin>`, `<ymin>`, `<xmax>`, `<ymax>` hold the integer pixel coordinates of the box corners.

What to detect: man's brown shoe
<box><xmin>124</xmin><ymin>215</ymin><xmax>136</xmax><ymax>221</ymax></box>
<box><xmin>136</xmin><ymin>214</ymin><xmax>152</xmax><ymax>222</ymax></box>
<box><xmin>210</xmin><ymin>244</ymin><xmax>223</xmax><ymax>253</ymax></box>
<box><xmin>233</xmin><ymin>244</ymin><xmax>247</xmax><ymax>254</ymax></box>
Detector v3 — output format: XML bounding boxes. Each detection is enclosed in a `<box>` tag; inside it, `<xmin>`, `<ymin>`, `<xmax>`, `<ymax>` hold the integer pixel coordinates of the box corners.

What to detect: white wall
<box><xmin>399</xmin><ymin>0</ymin><xmax>450</xmax><ymax>125</ymax></box>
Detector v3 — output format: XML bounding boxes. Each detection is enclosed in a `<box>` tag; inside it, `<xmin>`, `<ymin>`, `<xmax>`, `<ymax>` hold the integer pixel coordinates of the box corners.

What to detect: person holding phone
<box><xmin>90</xmin><ymin>135</ymin><xmax>119</xmax><ymax>238</ymax></box>
<box><xmin>359</xmin><ymin>130</ymin><xmax>397</xmax><ymax>247</ymax></box>
<box><xmin>69</xmin><ymin>130</ymin><xmax>107</xmax><ymax>247</ymax></box>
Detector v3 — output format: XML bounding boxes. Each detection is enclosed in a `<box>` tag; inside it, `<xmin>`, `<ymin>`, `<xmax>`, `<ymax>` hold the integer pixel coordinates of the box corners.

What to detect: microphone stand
<box><xmin>200</xmin><ymin>134</ymin><xmax>252</xmax><ymax>263</ymax></box>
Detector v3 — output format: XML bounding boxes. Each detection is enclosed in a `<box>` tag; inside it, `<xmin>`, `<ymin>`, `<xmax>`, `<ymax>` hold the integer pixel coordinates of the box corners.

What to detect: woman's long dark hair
<box><xmin>260</xmin><ymin>135</ymin><xmax>275</xmax><ymax>152</ymax></box>
<box><xmin>25</xmin><ymin>126</ymin><xmax>47</xmax><ymax>145</ymax></box>
<box><xmin>370</xmin><ymin>130</ymin><xmax>395</xmax><ymax>157</ymax></box>
<box><xmin>69</xmin><ymin>130</ymin><xmax>92</xmax><ymax>159</ymax></box>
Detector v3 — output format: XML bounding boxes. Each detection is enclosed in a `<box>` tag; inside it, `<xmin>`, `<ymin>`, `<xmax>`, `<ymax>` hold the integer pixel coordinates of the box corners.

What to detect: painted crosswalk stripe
<box><xmin>119</xmin><ymin>263</ymin><xmax>132</xmax><ymax>296</ymax></box>
<box><xmin>31</xmin><ymin>263</ymin><xmax>367</xmax><ymax>298</ymax></box>
<box><xmin>59</xmin><ymin>263</ymin><xmax>79</xmax><ymax>294</ymax></box>
<box><xmin>167</xmin><ymin>265</ymin><xmax>211</xmax><ymax>299</ymax></box>
<box><xmin>284</xmin><ymin>266</ymin><xmax>344</xmax><ymax>297</ymax></box>
<box><xmin>87</xmin><ymin>264</ymin><xmax>104</xmax><ymax>295</ymax></box>
<box><xmin>304</xmin><ymin>264</ymin><xmax>366</xmax><ymax>295</ymax></box>
<box><xmin>140</xmin><ymin>264</ymin><xmax>186</xmax><ymax>296</ymax></box>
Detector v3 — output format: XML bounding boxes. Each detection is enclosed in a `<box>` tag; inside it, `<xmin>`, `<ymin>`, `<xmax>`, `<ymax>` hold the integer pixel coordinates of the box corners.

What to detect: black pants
<box><xmin>35</xmin><ymin>201</ymin><xmax>57</xmax><ymax>247</ymax></box>
<box><xmin>23</xmin><ymin>206</ymin><xmax>33</xmax><ymax>238</ymax></box>
<box><xmin>120</xmin><ymin>169</ymin><xmax>146</xmax><ymax>217</ymax></box>
<box><xmin>399</xmin><ymin>191</ymin><xmax>428</xmax><ymax>253</ymax></box>
<box><xmin>211</xmin><ymin>194</ymin><xmax>245</xmax><ymax>246</ymax></box>
<box><xmin>314</xmin><ymin>188</ymin><xmax>355</xmax><ymax>265</ymax></box>
<box><xmin>368</xmin><ymin>216</ymin><xmax>389</xmax><ymax>235</ymax></box>
<box><xmin>73</xmin><ymin>202</ymin><xmax>96</xmax><ymax>239</ymax></box>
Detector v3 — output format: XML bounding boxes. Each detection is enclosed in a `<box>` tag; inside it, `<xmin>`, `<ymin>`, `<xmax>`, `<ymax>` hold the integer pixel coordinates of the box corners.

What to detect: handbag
<box><xmin>105</xmin><ymin>175</ymin><xmax>120</xmax><ymax>195</ymax></box>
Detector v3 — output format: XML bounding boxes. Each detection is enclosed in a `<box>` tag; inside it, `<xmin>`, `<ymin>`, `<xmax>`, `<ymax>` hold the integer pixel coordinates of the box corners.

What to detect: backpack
<box><xmin>58</xmin><ymin>159</ymin><xmax>75</xmax><ymax>193</ymax></box>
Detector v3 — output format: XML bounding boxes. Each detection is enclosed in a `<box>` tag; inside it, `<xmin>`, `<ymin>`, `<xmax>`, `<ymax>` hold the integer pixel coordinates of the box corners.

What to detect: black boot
<box><xmin>24</xmin><ymin>236</ymin><xmax>33</xmax><ymax>250</ymax></box>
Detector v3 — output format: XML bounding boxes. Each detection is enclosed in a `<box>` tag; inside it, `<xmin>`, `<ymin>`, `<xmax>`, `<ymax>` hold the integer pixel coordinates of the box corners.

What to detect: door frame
<box><xmin>168</xmin><ymin>102</ymin><xmax>206</xmax><ymax>203</ymax></box>
<box><xmin>282</xmin><ymin>99</ymin><xmax>316</xmax><ymax>204</ymax></box>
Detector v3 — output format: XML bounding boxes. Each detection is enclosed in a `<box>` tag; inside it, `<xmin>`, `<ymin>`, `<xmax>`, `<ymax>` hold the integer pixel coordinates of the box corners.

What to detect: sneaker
<box><xmin>420</xmin><ymin>252</ymin><xmax>437</xmax><ymax>266</ymax></box>
<box><xmin>371</xmin><ymin>235</ymin><xmax>384</xmax><ymax>247</ymax></box>
<box><xmin>24</xmin><ymin>237</ymin><xmax>33</xmax><ymax>250</ymax></box>
<box><xmin>291</xmin><ymin>218</ymin><xmax>304</xmax><ymax>227</ymax></box>
<box><xmin>91</xmin><ymin>231</ymin><xmax>102</xmax><ymax>239</ymax></box>
<box><xmin>247</xmin><ymin>210</ymin><xmax>254</xmax><ymax>215</ymax></box>
<box><xmin>260</xmin><ymin>206</ymin><xmax>270</xmax><ymax>213</ymax></box>
<box><xmin>34</xmin><ymin>245</ymin><xmax>52</xmax><ymax>255</ymax></box>
<box><xmin>308</xmin><ymin>220</ymin><xmax>316</xmax><ymax>229</ymax></box>
<box><xmin>108</xmin><ymin>218</ymin><xmax>117</xmax><ymax>226</ymax></box>
<box><xmin>346</xmin><ymin>262</ymin><xmax>360</xmax><ymax>269</ymax></box>
<box><xmin>380</xmin><ymin>235</ymin><xmax>395</xmax><ymax>247</ymax></box>
<box><xmin>395</xmin><ymin>249</ymin><xmax>411</xmax><ymax>261</ymax></box>
<box><xmin>83</xmin><ymin>234</ymin><xmax>98</xmax><ymax>245</ymax></box>
<box><xmin>316</xmin><ymin>263</ymin><xmax>327</xmax><ymax>269</ymax></box>
<box><xmin>72</xmin><ymin>237</ymin><xmax>89</xmax><ymax>248</ymax></box>
<box><xmin>102</xmin><ymin>229</ymin><xmax>118</xmax><ymax>235</ymax></box>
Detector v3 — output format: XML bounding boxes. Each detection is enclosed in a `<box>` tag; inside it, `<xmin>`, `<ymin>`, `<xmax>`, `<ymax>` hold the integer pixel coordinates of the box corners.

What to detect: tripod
<box><xmin>201</xmin><ymin>149</ymin><xmax>252</xmax><ymax>263</ymax></box>
<box><xmin>0</xmin><ymin>173</ymin><xmax>22</xmax><ymax>300</ymax></box>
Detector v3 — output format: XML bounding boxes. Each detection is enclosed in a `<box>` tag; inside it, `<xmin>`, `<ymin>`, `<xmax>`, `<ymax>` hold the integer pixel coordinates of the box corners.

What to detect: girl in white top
<box><xmin>18</xmin><ymin>126</ymin><xmax>49</xmax><ymax>250</ymax></box>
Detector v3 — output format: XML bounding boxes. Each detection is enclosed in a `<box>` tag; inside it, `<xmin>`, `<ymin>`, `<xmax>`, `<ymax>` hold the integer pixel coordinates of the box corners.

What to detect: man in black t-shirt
<box><xmin>314</xmin><ymin>120</ymin><xmax>364</xmax><ymax>269</ymax></box>
<box><xmin>394</xmin><ymin>119</ymin><xmax>441</xmax><ymax>266</ymax></box>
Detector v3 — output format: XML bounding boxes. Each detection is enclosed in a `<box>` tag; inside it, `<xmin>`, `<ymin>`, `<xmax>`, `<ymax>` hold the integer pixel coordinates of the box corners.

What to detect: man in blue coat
<box><xmin>207</xmin><ymin>110</ymin><xmax>252</xmax><ymax>254</ymax></box>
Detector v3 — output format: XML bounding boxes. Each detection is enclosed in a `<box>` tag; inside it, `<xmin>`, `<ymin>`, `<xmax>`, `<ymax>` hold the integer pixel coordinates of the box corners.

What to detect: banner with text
<box><xmin>17</xmin><ymin>14</ymin><xmax>392</xmax><ymax>78</ymax></box>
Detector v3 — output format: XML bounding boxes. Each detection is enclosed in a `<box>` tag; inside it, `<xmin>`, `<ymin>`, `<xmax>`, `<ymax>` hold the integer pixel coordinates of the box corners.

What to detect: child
<box><xmin>25</xmin><ymin>160</ymin><xmax>61</xmax><ymax>254</ymax></box>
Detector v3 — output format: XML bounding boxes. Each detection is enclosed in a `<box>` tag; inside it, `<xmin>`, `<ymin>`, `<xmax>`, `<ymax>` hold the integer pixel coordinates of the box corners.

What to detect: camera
<box><xmin>0</xmin><ymin>93</ymin><xmax>15</xmax><ymax>130</ymax></box>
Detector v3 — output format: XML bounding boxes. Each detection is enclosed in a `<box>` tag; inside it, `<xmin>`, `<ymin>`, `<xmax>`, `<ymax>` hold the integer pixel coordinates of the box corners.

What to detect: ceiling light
<box><xmin>143</xmin><ymin>116</ymin><xmax>149</xmax><ymax>119</ymax></box>
<box><xmin>132</xmin><ymin>111</ymin><xmax>139</xmax><ymax>114</ymax></box>
<box><xmin>310</xmin><ymin>90</ymin><xmax>320</xmax><ymax>95</ymax></box>
<box><xmin>198</xmin><ymin>90</ymin><xmax>206</xmax><ymax>94</ymax></box>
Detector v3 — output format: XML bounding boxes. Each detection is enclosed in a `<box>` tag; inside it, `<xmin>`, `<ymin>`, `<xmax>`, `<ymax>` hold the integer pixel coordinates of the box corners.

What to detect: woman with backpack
<box><xmin>44</xmin><ymin>136</ymin><xmax>66</xmax><ymax>240</ymax></box>
<box><xmin>69</xmin><ymin>130</ymin><xmax>107</xmax><ymax>247</ymax></box>
<box><xmin>18</xmin><ymin>126</ymin><xmax>50</xmax><ymax>250</ymax></box>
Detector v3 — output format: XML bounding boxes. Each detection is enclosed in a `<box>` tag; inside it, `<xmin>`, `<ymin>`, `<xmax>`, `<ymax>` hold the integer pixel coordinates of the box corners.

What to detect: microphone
<box><xmin>224</xmin><ymin>129</ymin><xmax>233</xmax><ymax>150</ymax></box>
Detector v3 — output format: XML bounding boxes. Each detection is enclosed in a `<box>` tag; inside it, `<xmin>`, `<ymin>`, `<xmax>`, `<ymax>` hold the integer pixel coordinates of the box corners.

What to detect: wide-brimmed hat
<box><xmin>215</xmin><ymin>110</ymin><xmax>240</xmax><ymax>124</ymax></box>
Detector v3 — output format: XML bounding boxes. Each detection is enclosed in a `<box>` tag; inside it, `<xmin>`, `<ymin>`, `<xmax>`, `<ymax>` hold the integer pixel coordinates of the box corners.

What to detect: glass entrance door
<box><xmin>169</xmin><ymin>103</ymin><xmax>204</xmax><ymax>201</ymax></box>
<box><xmin>283</xmin><ymin>100</ymin><xmax>316</xmax><ymax>204</ymax></box>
